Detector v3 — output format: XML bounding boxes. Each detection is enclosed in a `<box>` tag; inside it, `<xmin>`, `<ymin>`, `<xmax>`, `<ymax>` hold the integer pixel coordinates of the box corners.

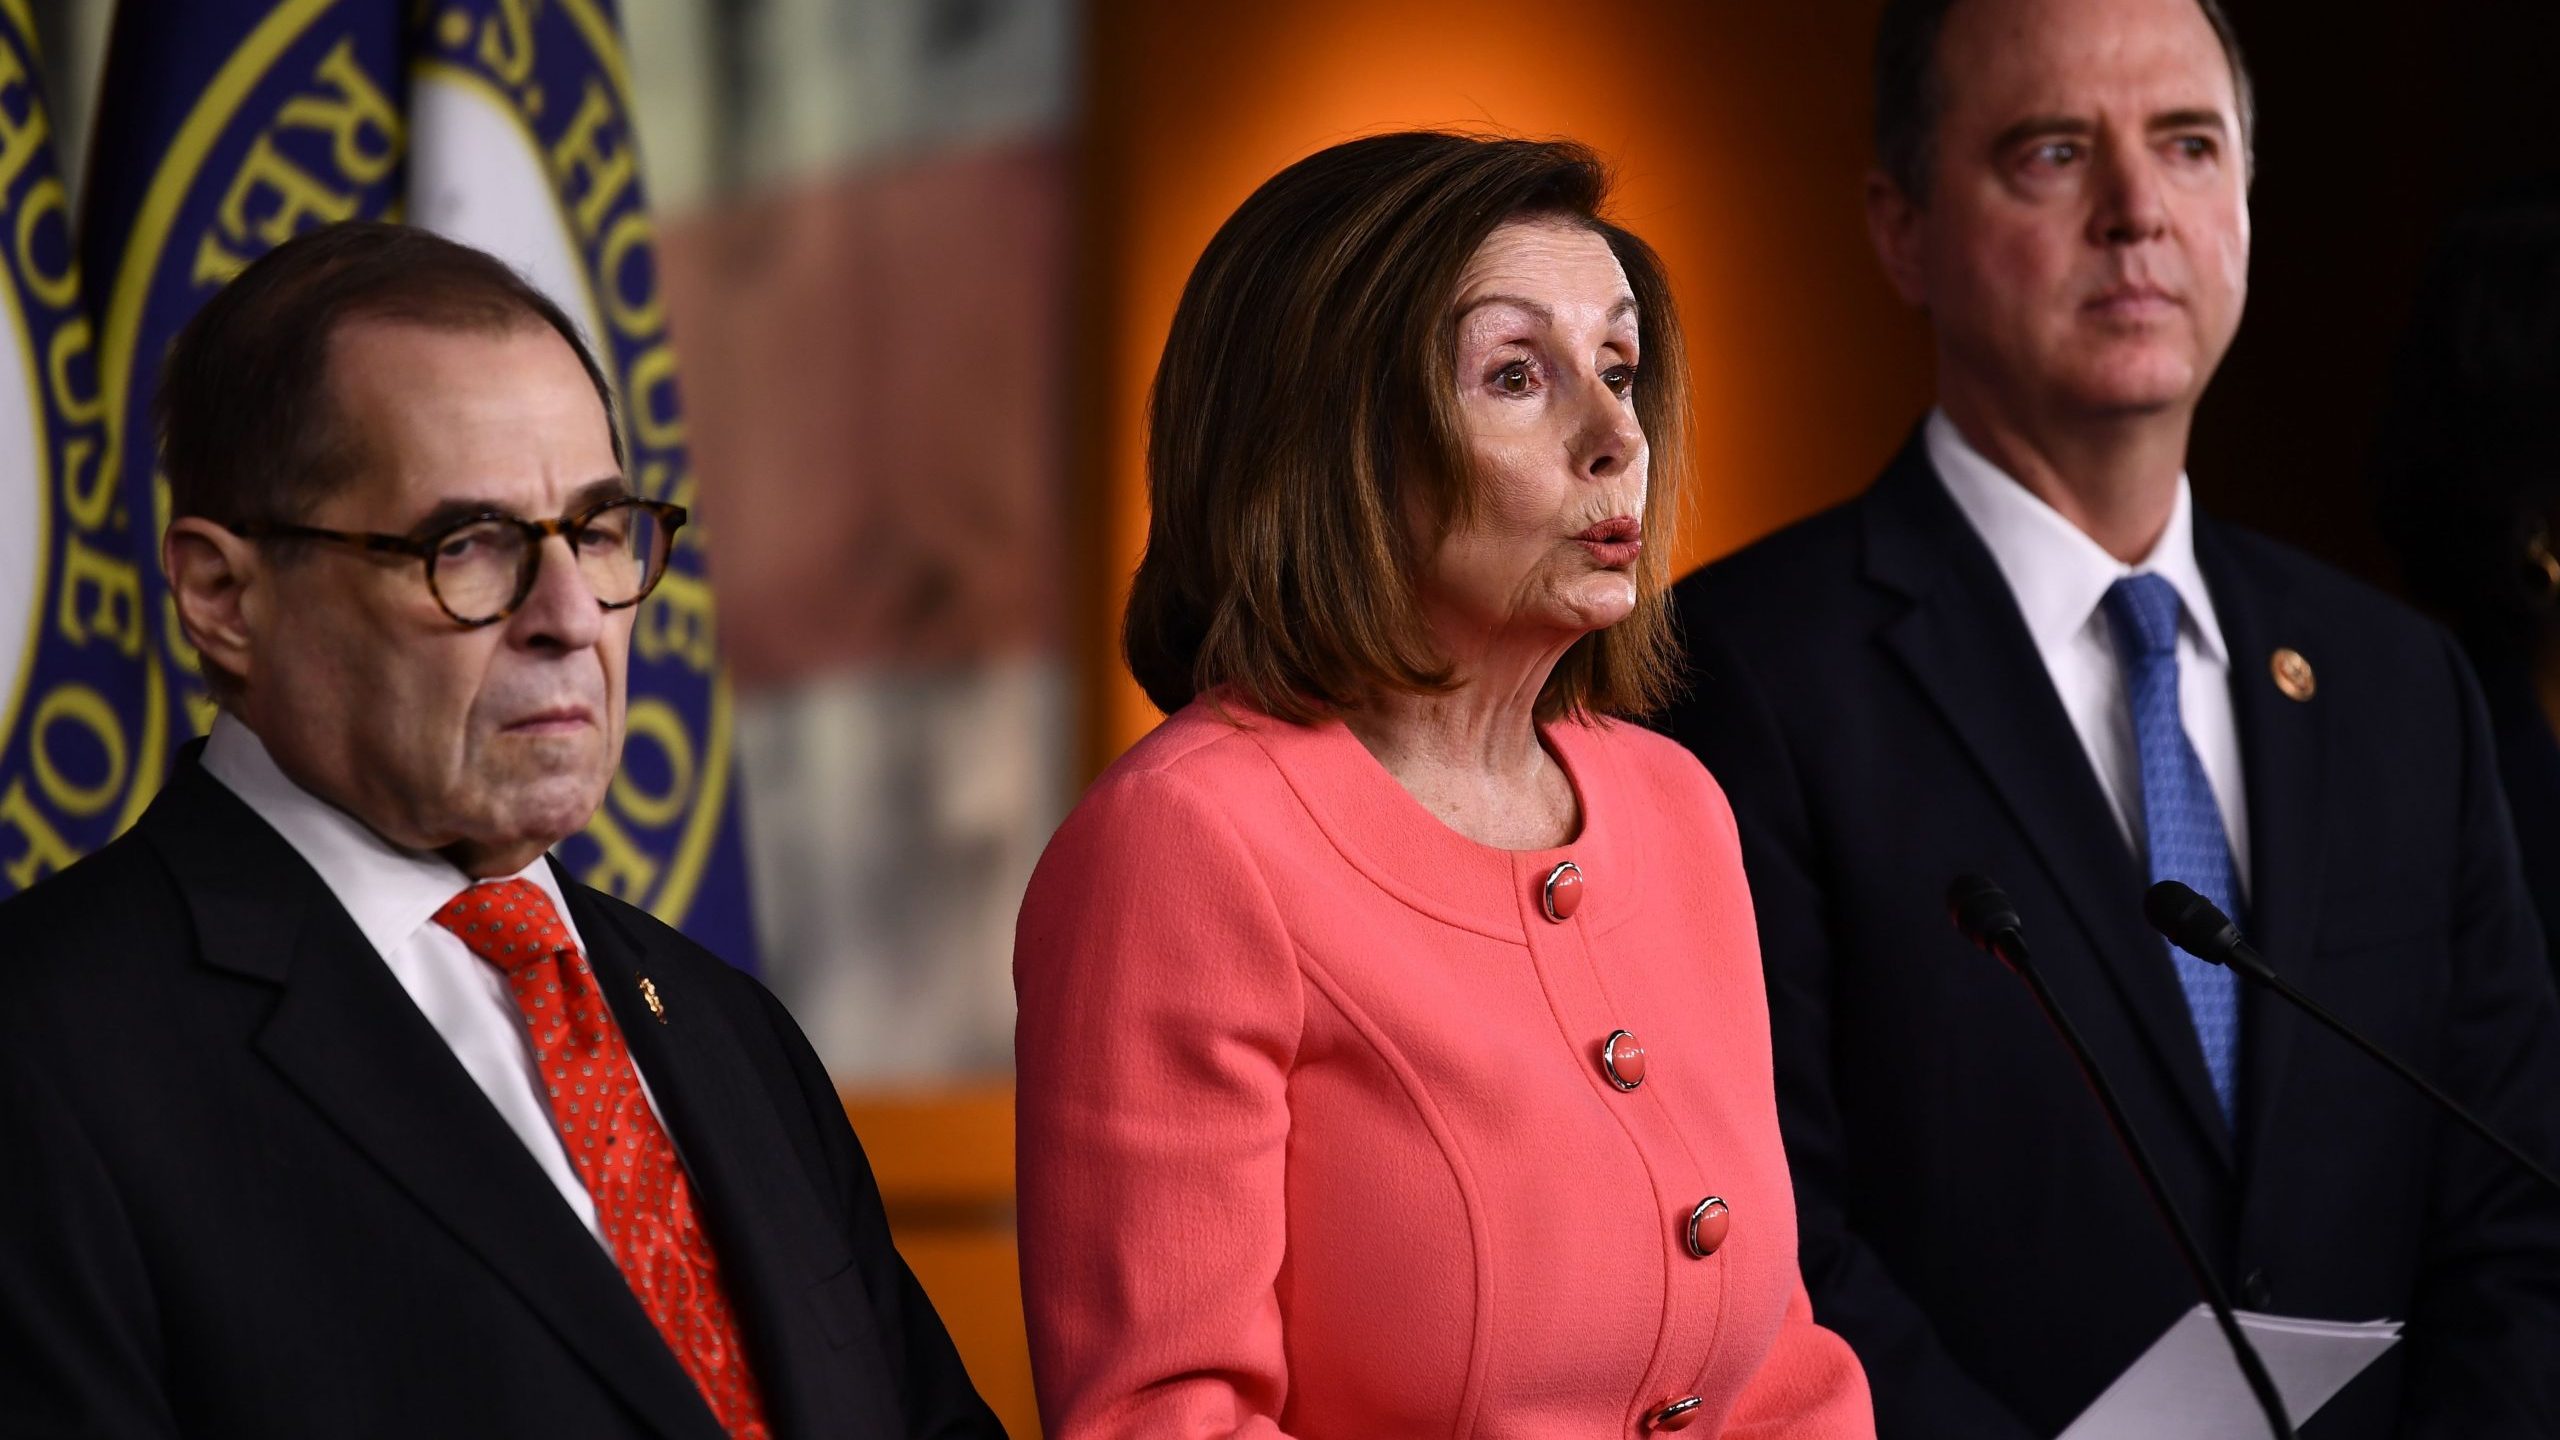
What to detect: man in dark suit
<box><xmin>1662</xmin><ymin>0</ymin><xmax>2560</xmax><ymax>1435</ymax></box>
<box><xmin>0</xmin><ymin>222</ymin><xmax>1005</xmax><ymax>1438</ymax></box>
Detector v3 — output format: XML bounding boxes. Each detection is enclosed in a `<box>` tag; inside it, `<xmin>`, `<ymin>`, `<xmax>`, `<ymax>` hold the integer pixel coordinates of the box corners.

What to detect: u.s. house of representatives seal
<box><xmin>0</xmin><ymin>0</ymin><xmax>158</xmax><ymax>892</ymax></box>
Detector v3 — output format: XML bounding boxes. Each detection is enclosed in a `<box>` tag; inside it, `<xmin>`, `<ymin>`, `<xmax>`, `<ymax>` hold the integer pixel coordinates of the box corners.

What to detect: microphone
<box><xmin>1947</xmin><ymin>873</ymin><xmax>2026</xmax><ymax>963</ymax></box>
<box><xmin>2141</xmin><ymin>881</ymin><xmax>2278</xmax><ymax>985</ymax></box>
<box><xmin>1947</xmin><ymin>876</ymin><xmax>2296</xmax><ymax>1440</ymax></box>
<box><xmin>2146</xmin><ymin>880</ymin><xmax>2560</xmax><ymax>1199</ymax></box>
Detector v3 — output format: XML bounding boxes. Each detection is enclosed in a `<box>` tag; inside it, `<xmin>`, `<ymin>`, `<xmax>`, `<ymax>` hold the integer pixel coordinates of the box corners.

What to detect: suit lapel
<box><xmin>560</xmin><ymin>874</ymin><xmax>860</xmax><ymax>1434</ymax></box>
<box><xmin>1862</xmin><ymin>441</ymin><xmax>2237</xmax><ymax>1168</ymax></box>
<box><xmin>2195</xmin><ymin>520</ymin><xmax>2330</xmax><ymax>1169</ymax></box>
<box><xmin>138</xmin><ymin>760</ymin><xmax>725</xmax><ymax>1440</ymax></box>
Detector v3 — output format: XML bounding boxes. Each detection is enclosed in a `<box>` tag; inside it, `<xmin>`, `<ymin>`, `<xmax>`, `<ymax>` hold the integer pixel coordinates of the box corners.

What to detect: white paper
<box><xmin>2059</xmin><ymin>1305</ymin><xmax>2402</xmax><ymax>1439</ymax></box>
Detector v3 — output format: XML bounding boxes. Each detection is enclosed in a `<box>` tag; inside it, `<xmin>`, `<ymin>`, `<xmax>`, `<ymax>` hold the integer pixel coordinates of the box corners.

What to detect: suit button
<box><xmin>1685</xmin><ymin>1196</ymin><xmax>1730</xmax><ymax>1258</ymax></box>
<box><xmin>2240</xmin><ymin>1269</ymin><xmax>2273</xmax><ymax>1309</ymax></box>
<box><xmin>1647</xmin><ymin>1396</ymin><xmax>1705</xmax><ymax>1431</ymax></box>
<box><xmin>1601</xmin><ymin>1030</ymin><xmax>1647</xmax><ymax>1091</ymax></box>
<box><xmin>1541</xmin><ymin>861</ymin><xmax>1584</xmax><ymax>922</ymax></box>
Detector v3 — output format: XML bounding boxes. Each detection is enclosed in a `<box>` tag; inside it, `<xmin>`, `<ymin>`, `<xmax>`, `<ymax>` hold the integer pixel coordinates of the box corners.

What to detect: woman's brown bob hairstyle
<box><xmin>1124</xmin><ymin>130</ymin><xmax>1691</xmax><ymax>725</ymax></box>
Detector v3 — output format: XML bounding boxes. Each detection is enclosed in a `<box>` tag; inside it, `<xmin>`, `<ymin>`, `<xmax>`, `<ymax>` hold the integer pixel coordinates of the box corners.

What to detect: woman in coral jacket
<box><xmin>1014</xmin><ymin>131</ymin><xmax>1873</xmax><ymax>1440</ymax></box>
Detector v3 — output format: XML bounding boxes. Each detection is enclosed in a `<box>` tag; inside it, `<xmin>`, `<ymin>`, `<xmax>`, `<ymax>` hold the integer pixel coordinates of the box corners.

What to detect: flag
<box><xmin>0</xmin><ymin>0</ymin><xmax>159</xmax><ymax>895</ymax></box>
<box><xmin>79</xmin><ymin>0</ymin><xmax>761</xmax><ymax>966</ymax></box>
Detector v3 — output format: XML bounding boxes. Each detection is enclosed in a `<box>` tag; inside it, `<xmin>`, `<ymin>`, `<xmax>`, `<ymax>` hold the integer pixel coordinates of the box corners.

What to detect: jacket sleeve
<box><xmin>1669</xmin><ymin>603</ymin><xmax>2037</xmax><ymax>1440</ymax></box>
<box><xmin>0</xmin><ymin>1048</ymin><xmax>183</xmax><ymax>1439</ymax></box>
<box><xmin>746</xmin><ymin>981</ymin><xmax>1011</xmax><ymax>1439</ymax></box>
<box><xmin>1013</xmin><ymin>766</ymin><xmax>1305</xmax><ymax>1440</ymax></box>
<box><xmin>2395</xmin><ymin>630</ymin><xmax>2560</xmax><ymax>1439</ymax></box>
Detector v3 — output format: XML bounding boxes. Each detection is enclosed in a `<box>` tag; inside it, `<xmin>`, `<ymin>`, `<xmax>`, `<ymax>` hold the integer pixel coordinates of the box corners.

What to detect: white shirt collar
<box><xmin>199</xmin><ymin>714</ymin><xmax>581</xmax><ymax>962</ymax></box>
<box><xmin>1925</xmin><ymin>407</ymin><xmax>2228</xmax><ymax>667</ymax></box>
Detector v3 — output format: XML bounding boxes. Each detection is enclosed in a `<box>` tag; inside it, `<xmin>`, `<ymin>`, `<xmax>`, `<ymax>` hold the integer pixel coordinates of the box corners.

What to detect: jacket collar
<box><xmin>138</xmin><ymin>752</ymin><xmax>729</xmax><ymax>1440</ymax></box>
<box><xmin>2188</xmin><ymin>519</ymin><xmax>2330</xmax><ymax>1170</ymax></box>
<box><xmin>1923</xmin><ymin>408</ymin><xmax>2230</xmax><ymax>668</ymax></box>
<box><xmin>1859</xmin><ymin>432</ymin><xmax>2239</xmax><ymax>1168</ymax></box>
<box><xmin>1240</xmin><ymin>702</ymin><xmax>1641</xmax><ymax>943</ymax></box>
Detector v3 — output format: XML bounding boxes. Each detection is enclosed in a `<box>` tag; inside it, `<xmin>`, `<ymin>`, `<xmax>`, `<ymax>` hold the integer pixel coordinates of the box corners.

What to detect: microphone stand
<box><xmin>1952</xmin><ymin>879</ymin><xmax>2296</xmax><ymax>1440</ymax></box>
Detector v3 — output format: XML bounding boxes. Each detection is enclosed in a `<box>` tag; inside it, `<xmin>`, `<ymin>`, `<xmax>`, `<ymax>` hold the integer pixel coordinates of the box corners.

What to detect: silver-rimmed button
<box><xmin>1686</xmin><ymin>1195</ymin><xmax>1730</xmax><ymax>1258</ymax></box>
<box><xmin>1601</xmin><ymin>1029</ymin><xmax>1647</xmax><ymax>1091</ymax></box>
<box><xmin>1541</xmin><ymin>860</ymin><xmax>1584</xmax><ymax>922</ymax></box>
<box><xmin>1647</xmin><ymin>1396</ymin><xmax>1705</xmax><ymax>1432</ymax></box>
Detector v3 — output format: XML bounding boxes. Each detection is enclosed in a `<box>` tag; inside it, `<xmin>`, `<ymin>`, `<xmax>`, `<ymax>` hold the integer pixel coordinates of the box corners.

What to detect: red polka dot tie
<box><xmin>435</xmin><ymin>879</ymin><xmax>769</xmax><ymax>1439</ymax></box>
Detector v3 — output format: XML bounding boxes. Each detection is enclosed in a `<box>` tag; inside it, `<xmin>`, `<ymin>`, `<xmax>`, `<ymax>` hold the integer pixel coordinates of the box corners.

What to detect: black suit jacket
<box><xmin>1660</xmin><ymin>435</ymin><xmax>2560</xmax><ymax>1439</ymax></box>
<box><xmin>0</xmin><ymin>751</ymin><xmax>1006</xmax><ymax>1439</ymax></box>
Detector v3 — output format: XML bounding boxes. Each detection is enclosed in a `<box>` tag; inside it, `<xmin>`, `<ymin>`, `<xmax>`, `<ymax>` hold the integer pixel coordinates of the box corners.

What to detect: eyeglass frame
<box><xmin>230</xmin><ymin>496</ymin><xmax>689</xmax><ymax>628</ymax></box>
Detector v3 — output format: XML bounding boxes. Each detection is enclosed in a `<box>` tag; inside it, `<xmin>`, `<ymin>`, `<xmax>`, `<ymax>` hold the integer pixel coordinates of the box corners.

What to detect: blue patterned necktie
<box><xmin>2102</xmin><ymin>574</ymin><xmax>2243</xmax><ymax>1125</ymax></box>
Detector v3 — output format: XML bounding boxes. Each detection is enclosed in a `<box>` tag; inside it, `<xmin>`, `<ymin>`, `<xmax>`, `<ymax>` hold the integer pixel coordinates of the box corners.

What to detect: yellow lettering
<box><xmin>216</xmin><ymin>134</ymin><xmax>356</xmax><ymax>254</ymax></box>
<box><xmin>29</xmin><ymin>684</ymin><xmax>129</xmax><ymax>819</ymax></box>
<box><xmin>12</xmin><ymin>174</ymin><xmax>75</xmax><ymax>310</ymax></box>
<box><xmin>478</xmin><ymin>0</ymin><xmax>537</xmax><ymax>87</ymax></box>
<box><xmin>59</xmin><ymin>436</ymin><xmax>106</xmax><ymax>530</ymax></box>
<box><xmin>549</xmin><ymin>78</ymin><xmax>634</xmax><ymax>239</ymax></box>
<box><xmin>0</xmin><ymin>779</ymin><xmax>77</xmax><ymax>889</ymax></box>
<box><xmin>626</xmin><ymin>343</ymin><xmax>682</xmax><ymax>450</ymax></box>
<box><xmin>192</xmin><ymin>226</ymin><xmax>252</xmax><ymax>288</ymax></box>
<box><xmin>45</xmin><ymin>315</ymin><xmax>101</xmax><ymax>425</ymax></box>
<box><xmin>633</xmin><ymin>570</ymin><xmax>716</xmax><ymax>674</ymax></box>
<box><xmin>577</xmin><ymin>802</ymin><xmax>660</xmax><ymax>900</ymax></box>
<box><xmin>0</xmin><ymin>42</ymin><xmax>48</xmax><ymax>200</ymax></box>
<box><xmin>597</xmin><ymin>209</ymin><xmax>662</xmax><ymax>339</ymax></box>
<box><xmin>276</xmin><ymin>39</ymin><xmax>401</xmax><ymax>187</ymax></box>
<box><xmin>609</xmin><ymin>699</ymin><xmax>695</xmax><ymax>830</ymax></box>
<box><xmin>56</xmin><ymin>534</ymin><xmax>143</xmax><ymax>657</ymax></box>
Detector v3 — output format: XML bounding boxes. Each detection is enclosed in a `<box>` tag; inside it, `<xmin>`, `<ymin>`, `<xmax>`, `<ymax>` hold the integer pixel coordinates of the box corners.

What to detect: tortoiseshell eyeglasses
<box><xmin>233</xmin><ymin>496</ymin><xmax>686</xmax><ymax>628</ymax></box>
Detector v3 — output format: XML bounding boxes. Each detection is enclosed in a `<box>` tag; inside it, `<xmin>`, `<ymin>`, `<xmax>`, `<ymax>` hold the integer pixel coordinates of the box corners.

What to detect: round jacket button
<box><xmin>1541</xmin><ymin>861</ymin><xmax>1584</xmax><ymax>923</ymax></box>
<box><xmin>1686</xmin><ymin>1196</ymin><xmax>1730</xmax><ymax>1258</ymax></box>
<box><xmin>1601</xmin><ymin>1029</ymin><xmax>1647</xmax><ymax>1091</ymax></box>
<box><xmin>1647</xmin><ymin>1396</ymin><xmax>1705</xmax><ymax>1431</ymax></box>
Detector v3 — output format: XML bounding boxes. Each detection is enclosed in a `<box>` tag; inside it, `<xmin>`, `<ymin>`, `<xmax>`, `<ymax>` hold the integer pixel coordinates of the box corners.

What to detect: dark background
<box><xmin>2196</xmin><ymin>1</ymin><xmax>2560</xmax><ymax>593</ymax></box>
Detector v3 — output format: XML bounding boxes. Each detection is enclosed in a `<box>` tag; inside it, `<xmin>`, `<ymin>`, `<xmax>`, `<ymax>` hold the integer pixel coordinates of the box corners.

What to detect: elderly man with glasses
<box><xmin>0</xmin><ymin>222</ymin><xmax>1006</xmax><ymax>1440</ymax></box>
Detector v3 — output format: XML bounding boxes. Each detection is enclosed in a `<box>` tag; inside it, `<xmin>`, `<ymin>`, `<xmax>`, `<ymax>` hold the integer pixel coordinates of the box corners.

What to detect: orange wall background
<box><xmin>1075</xmin><ymin>0</ymin><xmax>1936</xmax><ymax>773</ymax></box>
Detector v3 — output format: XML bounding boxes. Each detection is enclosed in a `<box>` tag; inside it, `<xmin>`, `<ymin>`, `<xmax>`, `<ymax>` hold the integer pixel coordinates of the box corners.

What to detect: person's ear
<box><xmin>163</xmin><ymin>518</ymin><xmax>264</xmax><ymax>690</ymax></box>
<box><xmin>1865</xmin><ymin>169</ymin><xmax>1931</xmax><ymax>308</ymax></box>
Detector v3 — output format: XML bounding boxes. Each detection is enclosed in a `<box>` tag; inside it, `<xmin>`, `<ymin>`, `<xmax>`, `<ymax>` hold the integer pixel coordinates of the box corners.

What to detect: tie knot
<box><xmin>2102</xmin><ymin>573</ymin><xmax>2183</xmax><ymax>661</ymax></box>
<box><xmin>434</xmin><ymin>877</ymin><xmax>575</xmax><ymax>976</ymax></box>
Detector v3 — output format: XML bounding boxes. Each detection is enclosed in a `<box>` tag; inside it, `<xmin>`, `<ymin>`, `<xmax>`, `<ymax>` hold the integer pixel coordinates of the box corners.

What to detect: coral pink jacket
<box><xmin>1014</xmin><ymin>699</ymin><xmax>1873</xmax><ymax>1438</ymax></box>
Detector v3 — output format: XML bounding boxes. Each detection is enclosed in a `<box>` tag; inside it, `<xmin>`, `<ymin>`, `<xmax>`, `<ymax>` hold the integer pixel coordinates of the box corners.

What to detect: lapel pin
<box><xmin>638</xmin><ymin>976</ymin><xmax>667</xmax><ymax>1023</ymax></box>
<box><xmin>2270</xmin><ymin>647</ymin><xmax>2315</xmax><ymax>702</ymax></box>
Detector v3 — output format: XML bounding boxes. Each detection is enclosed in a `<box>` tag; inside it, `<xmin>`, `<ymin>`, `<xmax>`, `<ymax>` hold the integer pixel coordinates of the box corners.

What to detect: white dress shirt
<box><xmin>1926</xmin><ymin>409</ymin><xmax>2253</xmax><ymax>897</ymax></box>
<box><xmin>202</xmin><ymin>715</ymin><xmax>634</xmax><ymax>1244</ymax></box>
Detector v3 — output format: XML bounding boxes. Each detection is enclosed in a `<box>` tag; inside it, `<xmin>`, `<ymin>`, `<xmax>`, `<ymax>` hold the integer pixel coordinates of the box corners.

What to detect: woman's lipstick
<box><xmin>1574</xmin><ymin>516</ymin><xmax>1643</xmax><ymax>568</ymax></box>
